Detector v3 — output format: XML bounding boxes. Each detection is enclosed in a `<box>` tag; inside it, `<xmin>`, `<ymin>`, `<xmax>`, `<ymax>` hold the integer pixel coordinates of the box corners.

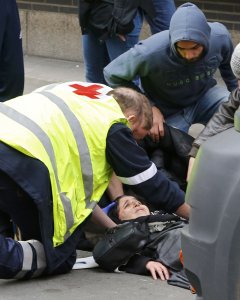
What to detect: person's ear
<box><xmin>127</xmin><ymin>114</ymin><xmax>137</xmax><ymax>125</ymax></box>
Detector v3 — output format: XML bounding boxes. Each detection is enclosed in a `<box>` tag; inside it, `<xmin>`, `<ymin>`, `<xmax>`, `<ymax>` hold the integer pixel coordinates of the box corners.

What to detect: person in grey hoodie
<box><xmin>104</xmin><ymin>2</ymin><xmax>238</xmax><ymax>142</ymax></box>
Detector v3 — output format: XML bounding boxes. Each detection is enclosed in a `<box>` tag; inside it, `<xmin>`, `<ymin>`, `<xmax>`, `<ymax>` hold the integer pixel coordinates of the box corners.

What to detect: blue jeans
<box><xmin>142</xmin><ymin>0</ymin><xmax>176</xmax><ymax>34</ymax></box>
<box><xmin>82</xmin><ymin>33</ymin><xmax>128</xmax><ymax>83</ymax></box>
<box><xmin>82</xmin><ymin>13</ymin><xmax>141</xmax><ymax>84</ymax></box>
<box><xmin>82</xmin><ymin>0</ymin><xmax>176</xmax><ymax>84</ymax></box>
<box><xmin>165</xmin><ymin>85</ymin><xmax>230</xmax><ymax>133</ymax></box>
<box><xmin>130</xmin><ymin>0</ymin><xmax>176</xmax><ymax>38</ymax></box>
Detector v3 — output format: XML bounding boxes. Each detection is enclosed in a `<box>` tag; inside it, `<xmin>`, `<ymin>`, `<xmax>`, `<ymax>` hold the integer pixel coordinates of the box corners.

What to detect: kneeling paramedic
<box><xmin>0</xmin><ymin>82</ymin><xmax>189</xmax><ymax>279</ymax></box>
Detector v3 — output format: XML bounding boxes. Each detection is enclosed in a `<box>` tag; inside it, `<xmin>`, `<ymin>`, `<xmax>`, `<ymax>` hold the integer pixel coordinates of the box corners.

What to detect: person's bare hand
<box><xmin>187</xmin><ymin>156</ymin><xmax>195</xmax><ymax>182</ymax></box>
<box><xmin>149</xmin><ymin>106</ymin><xmax>165</xmax><ymax>142</ymax></box>
<box><xmin>146</xmin><ymin>261</ymin><xmax>170</xmax><ymax>280</ymax></box>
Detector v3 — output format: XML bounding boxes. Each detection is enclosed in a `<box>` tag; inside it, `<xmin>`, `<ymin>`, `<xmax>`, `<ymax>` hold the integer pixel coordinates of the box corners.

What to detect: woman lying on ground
<box><xmin>107</xmin><ymin>194</ymin><xmax>190</xmax><ymax>290</ymax></box>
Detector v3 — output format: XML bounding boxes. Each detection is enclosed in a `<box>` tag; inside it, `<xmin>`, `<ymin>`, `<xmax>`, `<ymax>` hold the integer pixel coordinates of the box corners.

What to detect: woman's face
<box><xmin>118</xmin><ymin>196</ymin><xmax>150</xmax><ymax>221</ymax></box>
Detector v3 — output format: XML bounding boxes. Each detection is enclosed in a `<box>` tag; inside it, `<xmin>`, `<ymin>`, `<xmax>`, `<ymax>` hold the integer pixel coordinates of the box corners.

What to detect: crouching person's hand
<box><xmin>146</xmin><ymin>261</ymin><xmax>170</xmax><ymax>280</ymax></box>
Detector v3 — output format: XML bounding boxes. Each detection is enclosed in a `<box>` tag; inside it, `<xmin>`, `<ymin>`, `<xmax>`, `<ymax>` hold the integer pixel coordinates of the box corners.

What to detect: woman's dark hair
<box><xmin>107</xmin><ymin>195</ymin><xmax>124</xmax><ymax>224</ymax></box>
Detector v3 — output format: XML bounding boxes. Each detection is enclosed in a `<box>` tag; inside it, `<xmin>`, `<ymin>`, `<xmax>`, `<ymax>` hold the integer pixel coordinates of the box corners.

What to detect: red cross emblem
<box><xmin>70</xmin><ymin>83</ymin><xmax>103</xmax><ymax>99</ymax></box>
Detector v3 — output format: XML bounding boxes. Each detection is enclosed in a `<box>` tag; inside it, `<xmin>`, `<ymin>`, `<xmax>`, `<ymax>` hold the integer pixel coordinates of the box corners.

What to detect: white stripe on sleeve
<box><xmin>118</xmin><ymin>162</ymin><xmax>157</xmax><ymax>185</ymax></box>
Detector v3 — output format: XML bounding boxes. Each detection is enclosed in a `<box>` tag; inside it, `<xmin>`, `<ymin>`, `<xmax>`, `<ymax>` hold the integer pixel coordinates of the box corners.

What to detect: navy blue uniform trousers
<box><xmin>0</xmin><ymin>143</ymin><xmax>78</xmax><ymax>279</ymax></box>
<box><xmin>0</xmin><ymin>0</ymin><xmax>24</xmax><ymax>101</ymax></box>
<box><xmin>0</xmin><ymin>171</ymin><xmax>42</xmax><ymax>278</ymax></box>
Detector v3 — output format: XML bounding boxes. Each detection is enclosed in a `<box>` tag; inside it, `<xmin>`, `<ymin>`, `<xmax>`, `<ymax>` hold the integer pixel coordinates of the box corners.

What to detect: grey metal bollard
<box><xmin>182</xmin><ymin>125</ymin><xmax>240</xmax><ymax>300</ymax></box>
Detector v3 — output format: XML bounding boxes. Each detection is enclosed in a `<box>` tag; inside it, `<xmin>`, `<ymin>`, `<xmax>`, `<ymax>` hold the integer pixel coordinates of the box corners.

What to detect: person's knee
<box><xmin>0</xmin><ymin>236</ymin><xmax>23</xmax><ymax>279</ymax></box>
<box><xmin>48</xmin><ymin>251</ymin><xmax>77</xmax><ymax>276</ymax></box>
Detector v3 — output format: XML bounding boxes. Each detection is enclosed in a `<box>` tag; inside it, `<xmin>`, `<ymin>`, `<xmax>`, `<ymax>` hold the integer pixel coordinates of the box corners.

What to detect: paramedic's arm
<box><xmin>106</xmin><ymin>123</ymin><xmax>189</xmax><ymax>219</ymax></box>
<box><xmin>91</xmin><ymin>205</ymin><xmax>116</xmax><ymax>228</ymax></box>
<box><xmin>107</xmin><ymin>172</ymin><xmax>124</xmax><ymax>201</ymax></box>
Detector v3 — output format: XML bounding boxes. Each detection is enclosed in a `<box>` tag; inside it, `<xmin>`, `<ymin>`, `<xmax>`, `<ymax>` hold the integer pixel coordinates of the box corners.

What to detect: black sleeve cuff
<box><xmin>121</xmin><ymin>254</ymin><xmax>152</xmax><ymax>275</ymax></box>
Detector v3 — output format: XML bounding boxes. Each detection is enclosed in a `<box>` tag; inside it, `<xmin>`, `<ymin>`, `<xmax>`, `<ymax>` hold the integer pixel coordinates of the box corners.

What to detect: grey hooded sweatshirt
<box><xmin>104</xmin><ymin>2</ymin><xmax>237</xmax><ymax>117</ymax></box>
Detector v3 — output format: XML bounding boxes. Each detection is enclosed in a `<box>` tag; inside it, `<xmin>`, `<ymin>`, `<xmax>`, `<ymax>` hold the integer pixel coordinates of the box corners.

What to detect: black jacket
<box><xmin>190</xmin><ymin>87</ymin><xmax>240</xmax><ymax>158</ymax></box>
<box><xmin>120</xmin><ymin>214</ymin><xmax>190</xmax><ymax>289</ymax></box>
<box><xmin>78</xmin><ymin>0</ymin><xmax>155</xmax><ymax>40</ymax></box>
<box><xmin>139</xmin><ymin>123</ymin><xmax>194</xmax><ymax>191</ymax></box>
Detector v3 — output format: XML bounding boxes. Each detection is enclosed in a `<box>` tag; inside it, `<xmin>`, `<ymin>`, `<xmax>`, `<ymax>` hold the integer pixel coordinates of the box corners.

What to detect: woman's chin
<box><xmin>135</xmin><ymin>211</ymin><xmax>148</xmax><ymax>218</ymax></box>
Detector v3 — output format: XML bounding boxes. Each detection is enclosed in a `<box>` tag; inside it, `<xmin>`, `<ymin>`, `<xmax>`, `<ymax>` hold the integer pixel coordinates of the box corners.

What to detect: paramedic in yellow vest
<box><xmin>0</xmin><ymin>82</ymin><xmax>189</xmax><ymax>279</ymax></box>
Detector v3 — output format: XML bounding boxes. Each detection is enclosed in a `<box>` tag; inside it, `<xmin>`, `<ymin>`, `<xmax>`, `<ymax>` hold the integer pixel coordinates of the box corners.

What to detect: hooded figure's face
<box><xmin>169</xmin><ymin>2</ymin><xmax>211</xmax><ymax>62</ymax></box>
<box><xmin>175</xmin><ymin>40</ymin><xmax>204</xmax><ymax>62</ymax></box>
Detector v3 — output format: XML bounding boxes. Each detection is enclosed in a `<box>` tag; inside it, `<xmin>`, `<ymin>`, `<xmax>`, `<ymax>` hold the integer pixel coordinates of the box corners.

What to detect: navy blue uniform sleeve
<box><xmin>106</xmin><ymin>123</ymin><xmax>185</xmax><ymax>213</ymax></box>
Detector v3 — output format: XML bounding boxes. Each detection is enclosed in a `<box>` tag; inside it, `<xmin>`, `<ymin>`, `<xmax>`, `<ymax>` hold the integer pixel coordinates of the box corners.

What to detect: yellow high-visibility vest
<box><xmin>0</xmin><ymin>82</ymin><xmax>128</xmax><ymax>246</ymax></box>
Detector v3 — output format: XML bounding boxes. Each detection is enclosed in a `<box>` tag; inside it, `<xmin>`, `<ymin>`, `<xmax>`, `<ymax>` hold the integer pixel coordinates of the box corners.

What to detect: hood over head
<box><xmin>169</xmin><ymin>2</ymin><xmax>211</xmax><ymax>56</ymax></box>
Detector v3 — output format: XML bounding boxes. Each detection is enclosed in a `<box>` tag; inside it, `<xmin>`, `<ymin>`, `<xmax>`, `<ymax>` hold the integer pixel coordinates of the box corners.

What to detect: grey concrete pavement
<box><xmin>0</xmin><ymin>248</ymin><xmax>194</xmax><ymax>300</ymax></box>
<box><xmin>23</xmin><ymin>55</ymin><xmax>85</xmax><ymax>94</ymax></box>
<box><xmin>0</xmin><ymin>264</ymin><xmax>194</xmax><ymax>300</ymax></box>
<box><xmin>0</xmin><ymin>55</ymin><xmax>195</xmax><ymax>300</ymax></box>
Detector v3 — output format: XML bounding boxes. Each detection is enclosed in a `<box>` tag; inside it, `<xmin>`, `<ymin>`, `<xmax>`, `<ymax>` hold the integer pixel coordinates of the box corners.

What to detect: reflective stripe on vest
<box><xmin>39</xmin><ymin>91</ymin><xmax>96</xmax><ymax>211</ymax></box>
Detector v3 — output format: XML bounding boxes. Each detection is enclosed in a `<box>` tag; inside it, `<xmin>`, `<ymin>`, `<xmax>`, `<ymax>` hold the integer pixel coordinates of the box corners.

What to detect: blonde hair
<box><xmin>107</xmin><ymin>87</ymin><xmax>153</xmax><ymax>130</ymax></box>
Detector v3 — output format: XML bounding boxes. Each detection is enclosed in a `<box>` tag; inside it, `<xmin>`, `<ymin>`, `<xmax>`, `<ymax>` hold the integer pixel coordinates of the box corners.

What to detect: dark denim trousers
<box><xmin>82</xmin><ymin>12</ymin><xmax>141</xmax><ymax>84</ymax></box>
<box><xmin>140</xmin><ymin>0</ymin><xmax>176</xmax><ymax>34</ymax></box>
<box><xmin>82</xmin><ymin>0</ymin><xmax>176</xmax><ymax>84</ymax></box>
